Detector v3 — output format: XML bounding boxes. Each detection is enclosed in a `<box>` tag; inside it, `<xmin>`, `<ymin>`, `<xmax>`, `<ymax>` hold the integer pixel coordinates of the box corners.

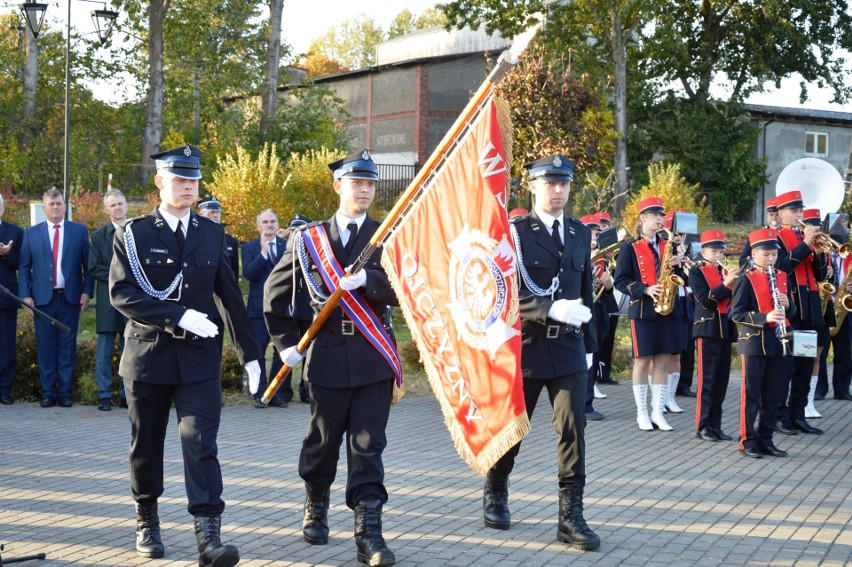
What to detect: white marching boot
<box><xmin>633</xmin><ymin>385</ymin><xmax>653</xmax><ymax>431</ymax></box>
<box><xmin>593</xmin><ymin>384</ymin><xmax>607</xmax><ymax>399</ymax></box>
<box><xmin>650</xmin><ymin>384</ymin><xmax>674</xmax><ymax>431</ymax></box>
<box><xmin>805</xmin><ymin>376</ymin><xmax>822</xmax><ymax>418</ymax></box>
<box><xmin>664</xmin><ymin>373</ymin><xmax>684</xmax><ymax>413</ymax></box>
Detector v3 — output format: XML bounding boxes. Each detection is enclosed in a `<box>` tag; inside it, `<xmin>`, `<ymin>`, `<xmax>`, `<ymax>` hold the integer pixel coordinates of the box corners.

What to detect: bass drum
<box><xmin>612</xmin><ymin>288</ymin><xmax>630</xmax><ymax>316</ymax></box>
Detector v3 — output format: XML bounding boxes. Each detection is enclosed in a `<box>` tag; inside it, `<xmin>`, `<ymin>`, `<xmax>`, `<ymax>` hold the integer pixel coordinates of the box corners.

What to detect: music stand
<box><xmin>0</xmin><ymin>544</ymin><xmax>47</xmax><ymax>564</ymax></box>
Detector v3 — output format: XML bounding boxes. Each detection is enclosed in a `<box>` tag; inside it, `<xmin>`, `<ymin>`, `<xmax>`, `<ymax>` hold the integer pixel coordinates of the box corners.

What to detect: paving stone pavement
<box><xmin>1</xmin><ymin>372</ymin><xmax>850</xmax><ymax>566</ymax></box>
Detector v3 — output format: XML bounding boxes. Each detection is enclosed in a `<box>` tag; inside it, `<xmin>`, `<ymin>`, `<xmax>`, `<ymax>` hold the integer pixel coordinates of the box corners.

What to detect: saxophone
<box><xmin>653</xmin><ymin>225</ymin><xmax>684</xmax><ymax>316</ymax></box>
<box><xmin>831</xmin><ymin>261</ymin><xmax>852</xmax><ymax>336</ymax></box>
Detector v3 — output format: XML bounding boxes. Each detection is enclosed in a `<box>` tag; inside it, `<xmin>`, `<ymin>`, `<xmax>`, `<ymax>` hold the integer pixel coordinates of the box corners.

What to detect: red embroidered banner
<box><xmin>382</xmin><ymin>99</ymin><xmax>528</xmax><ymax>475</ymax></box>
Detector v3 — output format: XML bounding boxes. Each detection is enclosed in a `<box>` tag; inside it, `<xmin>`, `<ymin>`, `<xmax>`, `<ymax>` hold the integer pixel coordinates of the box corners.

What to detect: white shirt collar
<box><xmin>535</xmin><ymin>209</ymin><xmax>563</xmax><ymax>234</ymax></box>
<box><xmin>48</xmin><ymin>219</ymin><xmax>65</xmax><ymax>229</ymax></box>
<box><xmin>111</xmin><ymin>222</ymin><xmax>121</xmax><ymax>230</ymax></box>
<box><xmin>335</xmin><ymin>212</ymin><xmax>366</xmax><ymax>235</ymax></box>
<box><xmin>158</xmin><ymin>206</ymin><xmax>190</xmax><ymax>233</ymax></box>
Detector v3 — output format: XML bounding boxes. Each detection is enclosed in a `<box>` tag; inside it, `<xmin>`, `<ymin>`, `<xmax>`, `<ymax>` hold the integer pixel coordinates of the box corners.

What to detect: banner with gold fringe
<box><xmin>381</xmin><ymin>97</ymin><xmax>529</xmax><ymax>475</ymax></box>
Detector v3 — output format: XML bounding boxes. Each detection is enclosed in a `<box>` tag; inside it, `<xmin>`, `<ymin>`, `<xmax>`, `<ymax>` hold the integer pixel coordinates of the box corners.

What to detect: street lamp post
<box><xmin>21</xmin><ymin>0</ymin><xmax>117</xmax><ymax>219</ymax></box>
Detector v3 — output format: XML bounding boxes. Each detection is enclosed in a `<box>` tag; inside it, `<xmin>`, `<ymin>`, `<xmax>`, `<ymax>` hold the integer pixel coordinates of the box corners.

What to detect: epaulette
<box><xmin>121</xmin><ymin>215</ymin><xmax>147</xmax><ymax>229</ymax></box>
<box><xmin>509</xmin><ymin>214</ymin><xmax>529</xmax><ymax>224</ymax></box>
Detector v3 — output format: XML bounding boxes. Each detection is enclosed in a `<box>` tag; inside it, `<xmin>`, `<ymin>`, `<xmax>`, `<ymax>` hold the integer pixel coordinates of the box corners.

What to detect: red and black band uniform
<box><xmin>730</xmin><ymin>267</ymin><xmax>796</xmax><ymax>452</ymax></box>
<box><xmin>264</xmin><ymin>217</ymin><xmax>399</xmax><ymax>509</ymax></box>
<box><xmin>613</xmin><ymin>234</ymin><xmax>685</xmax><ymax>356</ymax></box>
<box><xmin>491</xmin><ymin>212</ymin><xmax>597</xmax><ymax>488</ymax></box>
<box><xmin>775</xmin><ymin>228</ymin><xmax>830</xmax><ymax>422</ymax></box>
<box><xmin>688</xmin><ymin>261</ymin><xmax>736</xmax><ymax>433</ymax></box>
<box><xmin>586</xmin><ymin>257</ymin><xmax>610</xmax><ymax>412</ymax></box>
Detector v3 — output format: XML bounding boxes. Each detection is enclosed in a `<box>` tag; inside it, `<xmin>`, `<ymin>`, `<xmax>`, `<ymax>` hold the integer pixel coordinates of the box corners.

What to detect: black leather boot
<box><xmin>354</xmin><ymin>500</ymin><xmax>395</xmax><ymax>566</ymax></box>
<box><xmin>135</xmin><ymin>502</ymin><xmax>165</xmax><ymax>558</ymax></box>
<box><xmin>194</xmin><ymin>516</ymin><xmax>239</xmax><ymax>567</ymax></box>
<box><xmin>482</xmin><ymin>471</ymin><xmax>510</xmax><ymax>529</ymax></box>
<box><xmin>303</xmin><ymin>482</ymin><xmax>331</xmax><ymax>545</ymax></box>
<box><xmin>556</xmin><ymin>485</ymin><xmax>600</xmax><ymax>551</ymax></box>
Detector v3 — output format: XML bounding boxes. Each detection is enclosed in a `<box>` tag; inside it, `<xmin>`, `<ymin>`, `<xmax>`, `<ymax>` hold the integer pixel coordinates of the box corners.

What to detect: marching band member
<box><xmin>662</xmin><ymin>211</ymin><xmax>690</xmax><ymax>412</ymax></box>
<box><xmin>595</xmin><ymin>211</ymin><xmax>621</xmax><ymax>386</ymax></box>
<box><xmin>817</xmin><ymin>239</ymin><xmax>852</xmax><ymax>401</ymax></box>
<box><xmin>731</xmin><ymin>228</ymin><xmax>793</xmax><ymax>458</ymax></box>
<box><xmin>483</xmin><ymin>154</ymin><xmax>600</xmax><ymax>551</ymax></box>
<box><xmin>688</xmin><ymin>230</ymin><xmax>738</xmax><ymax>442</ymax></box>
<box><xmin>580</xmin><ymin>213</ymin><xmax>610</xmax><ymax>420</ymax></box>
<box><xmin>739</xmin><ymin>197</ymin><xmax>779</xmax><ymax>268</ymax></box>
<box><xmin>774</xmin><ymin>193</ymin><xmax>827</xmax><ymax>435</ymax></box>
<box><xmin>614</xmin><ymin>197</ymin><xmax>684</xmax><ymax>431</ymax></box>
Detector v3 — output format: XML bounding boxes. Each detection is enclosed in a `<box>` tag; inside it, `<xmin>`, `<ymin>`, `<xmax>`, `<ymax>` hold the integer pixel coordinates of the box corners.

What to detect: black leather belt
<box><xmin>522</xmin><ymin>322</ymin><xmax>578</xmax><ymax>338</ymax></box>
<box><xmin>53</xmin><ymin>288</ymin><xmax>64</xmax><ymax>295</ymax></box>
<box><xmin>331</xmin><ymin>311</ymin><xmax>392</xmax><ymax>336</ymax></box>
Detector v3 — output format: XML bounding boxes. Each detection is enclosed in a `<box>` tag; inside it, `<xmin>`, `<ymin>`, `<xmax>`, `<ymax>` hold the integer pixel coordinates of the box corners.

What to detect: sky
<box><xmin>5</xmin><ymin>0</ymin><xmax>851</xmax><ymax>113</ymax></box>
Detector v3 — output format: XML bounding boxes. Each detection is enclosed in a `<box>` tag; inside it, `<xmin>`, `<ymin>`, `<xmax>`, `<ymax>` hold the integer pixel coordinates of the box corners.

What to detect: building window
<box><xmin>805</xmin><ymin>131</ymin><xmax>829</xmax><ymax>156</ymax></box>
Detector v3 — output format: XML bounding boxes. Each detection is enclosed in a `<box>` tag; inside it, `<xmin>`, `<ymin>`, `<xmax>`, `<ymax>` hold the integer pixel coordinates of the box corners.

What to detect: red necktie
<box><xmin>52</xmin><ymin>224</ymin><xmax>60</xmax><ymax>287</ymax></box>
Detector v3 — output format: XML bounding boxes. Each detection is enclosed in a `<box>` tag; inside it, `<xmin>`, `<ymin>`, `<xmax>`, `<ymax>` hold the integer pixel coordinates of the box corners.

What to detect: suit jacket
<box><xmin>89</xmin><ymin>223</ymin><xmax>126</xmax><ymax>333</ymax></box>
<box><xmin>242</xmin><ymin>235</ymin><xmax>286</xmax><ymax>319</ymax></box>
<box><xmin>264</xmin><ymin>216</ymin><xmax>399</xmax><ymax>388</ymax></box>
<box><xmin>688</xmin><ymin>262</ymin><xmax>736</xmax><ymax>340</ymax></box>
<box><xmin>19</xmin><ymin>220</ymin><xmax>93</xmax><ymax>306</ymax></box>
<box><xmin>0</xmin><ymin>220</ymin><xmax>23</xmax><ymax>310</ymax></box>
<box><xmin>109</xmin><ymin>209</ymin><xmax>259</xmax><ymax>384</ymax></box>
<box><xmin>512</xmin><ymin>211</ymin><xmax>597</xmax><ymax>379</ymax></box>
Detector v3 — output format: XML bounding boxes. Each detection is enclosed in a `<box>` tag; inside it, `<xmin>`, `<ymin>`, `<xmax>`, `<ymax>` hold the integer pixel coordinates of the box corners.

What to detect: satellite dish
<box><xmin>775</xmin><ymin>158</ymin><xmax>845</xmax><ymax>214</ymax></box>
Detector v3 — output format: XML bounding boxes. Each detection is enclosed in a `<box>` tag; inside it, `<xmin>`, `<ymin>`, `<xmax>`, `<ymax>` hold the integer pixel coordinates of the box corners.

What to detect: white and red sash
<box><xmin>301</xmin><ymin>224</ymin><xmax>403</xmax><ymax>388</ymax></box>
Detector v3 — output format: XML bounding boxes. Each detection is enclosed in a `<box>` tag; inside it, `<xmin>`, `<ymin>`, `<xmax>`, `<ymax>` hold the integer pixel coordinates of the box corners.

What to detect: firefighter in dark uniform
<box><xmin>688</xmin><ymin>230</ymin><xmax>738</xmax><ymax>442</ymax></box>
<box><xmin>197</xmin><ymin>195</ymin><xmax>241</xmax><ymax>357</ymax></box>
<box><xmin>730</xmin><ymin>228</ymin><xmax>794</xmax><ymax>458</ymax></box>
<box><xmin>774</xmin><ymin>191</ymin><xmax>827</xmax><ymax>435</ymax></box>
<box><xmin>110</xmin><ymin>144</ymin><xmax>261</xmax><ymax>567</ymax></box>
<box><xmin>264</xmin><ymin>149</ymin><xmax>400</xmax><ymax>567</ymax></box>
<box><xmin>481</xmin><ymin>154</ymin><xmax>600</xmax><ymax>551</ymax></box>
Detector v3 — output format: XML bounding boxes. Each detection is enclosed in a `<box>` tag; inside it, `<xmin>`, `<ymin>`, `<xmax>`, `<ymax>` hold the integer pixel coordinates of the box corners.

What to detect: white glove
<box><xmin>177</xmin><ymin>309</ymin><xmax>219</xmax><ymax>338</ymax></box>
<box><xmin>339</xmin><ymin>270</ymin><xmax>367</xmax><ymax>291</ymax></box>
<box><xmin>547</xmin><ymin>298</ymin><xmax>592</xmax><ymax>327</ymax></box>
<box><xmin>280</xmin><ymin>345</ymin><xmax>305</xmax><ymax>367</ymax></box>
<box><xmin>244</xmin><ymin>360</ymin><xmax>261</xmax><ymax>395</ymax></box>
<box><xmin>586</xmin><ymin>353</ymin><xmax>594</xmax><ymax>370</ymax></box>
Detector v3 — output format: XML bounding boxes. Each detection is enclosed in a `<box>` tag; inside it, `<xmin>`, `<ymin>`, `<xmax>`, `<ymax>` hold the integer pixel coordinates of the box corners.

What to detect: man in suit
<box><xmin>109</xmin><ymin>144</ymin><xmax>261</xmax><ymax>566</ymax></box>
<box><xmin>482</xmin><ymin>155</ymin><xmax>600</xmax><ymax>551</ymax></box>
<box><xmin>0</xmin><ymin>194</ymin><xmax>24</xmax><ymax>405</ymax></box>
<box><xmin>242</xmin><ymin>208</ymin><xmax>289</xmax><ymax>407</ymax></box>
<box><xmin>89</xmin><ymin>189</ymin><xmax>129</xmax><ymax>411</ymax></box>
<box><xmin>19</xmin><ymin>188</ymin><xmax>93</xmax><ymax>407</ymax></box>
<box><xmin>265</xmin><ymin>149</ymin><xmax>400</xmax><ymax>566</ymax></box>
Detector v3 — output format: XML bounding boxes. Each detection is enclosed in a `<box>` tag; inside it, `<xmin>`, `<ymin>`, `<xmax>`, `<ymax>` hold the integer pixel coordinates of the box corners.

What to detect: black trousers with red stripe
<box><xmin>695</xmin><ymin>337</ymin><xmax>731</xmax><ymax>432</ymax></box>
<box><xmin>739</xmin><ymin>355</ymin><xmax>787</xmax><ymax>451</ymax></box>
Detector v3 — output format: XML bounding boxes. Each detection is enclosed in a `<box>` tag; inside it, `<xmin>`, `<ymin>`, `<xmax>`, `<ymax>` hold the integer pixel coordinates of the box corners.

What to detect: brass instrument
<box><xmin>797</xmin><ymin>220</ymin><xmax>852</xmax><ymax>258</ymax></box>
<box><xmin>654</xmin><ymin>224</ymin><xmax>684</xmax><ymax>316</ymax></box>
<box><xmin>819</xmin><ymin>281</ymin><xmax>836</xmax><ymax>317</ymax></box>
<box><xmin>591</xmin><ymin>240</ymin><xmax>622</xmax><ymax>304</ymax></box>
<box><xmin>720</xmin><ymin>257</ymin><xmax>740</xmax><ymax>283</ymax></box>
<box><xmin>831</xmin><ymin>263</ymin><xmax>852</xmax><ymax>336</ymax></box>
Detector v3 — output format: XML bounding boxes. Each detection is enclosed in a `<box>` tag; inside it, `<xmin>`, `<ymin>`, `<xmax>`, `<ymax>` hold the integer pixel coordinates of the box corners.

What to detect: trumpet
<box><xmin>797</xmin><ymin>220</ymin><xmax>852</xmax><ymax>258</ymax></box>
<box><xmin>720</xmin><ymin>258</ymin><xmax>740</xmax><ymax>282</ymax></box>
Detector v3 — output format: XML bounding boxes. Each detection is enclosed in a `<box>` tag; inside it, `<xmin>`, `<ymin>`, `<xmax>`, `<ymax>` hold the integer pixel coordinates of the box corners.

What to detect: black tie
<box><xmin>268</xmin><ymin>241</ymin><xmax>277</xmax><ymax>264</ymax></box>
<box><xmin>551</xmin><ymin>219</ymin><xmax>563</xmax><ymax>254</ymax></box>
<box><xmin>345</xmin><ymin>221</ymin><xmax>358</xmax><ymax>255</ymax></box>
<box><xmin>174</xmin><ymin>222</ymin><xmax>185</xmax><ymax>252</ymax></box>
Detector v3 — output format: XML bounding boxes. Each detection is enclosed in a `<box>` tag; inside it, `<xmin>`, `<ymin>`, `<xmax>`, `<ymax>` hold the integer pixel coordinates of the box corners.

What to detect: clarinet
<box><xmin>767</xmin><ymin>264</ymin><xmax>791</xmax><ymax>356</ymax></box>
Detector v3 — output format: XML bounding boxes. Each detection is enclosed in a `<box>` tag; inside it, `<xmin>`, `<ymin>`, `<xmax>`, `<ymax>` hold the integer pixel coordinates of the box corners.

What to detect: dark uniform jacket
<box><xmin>89</xmin><ymin>222</ymin><xmax>126</xmax><ymax>333</ymax></box>
<box><xmin>614</xmin><ymin>236</ymin><xmax>686</xmax><ymax>320</ymax></box>
<box><xmin>0</xmin><ymin>221</ymin><xmax>23</xmax><ymax>310</ymax></box>
<box><xmin>109</xmin><ymin>209</ymin><xmax>259</xmax><ymax>384</ymax></box>
<box><xmin>224</xmin><ymin>232</ymin><xmax>240</xmax><ymax>281</ymax></box>
<box><xmin>512</xmin><ymin>211</ymin><xmax>597</xmax><ymax>379</ymax></box>
<box><xmin>776</xmin><ymin>229</ymin><xmax>828</xmax><ymax>327</ymax></box>
<box><xmin>264</xmin><ymin>216</ymin><xmax>398</xmax><ymax>388</ymax></box>
<box><xmin>688</xmin><ymin>262</ymin><xmax>736</xmax><ymax>340</ymax></box>
<box><xmin>731</xmin><ymin>268</ymin><xmax>797</xmax><ymax>357</ymax></box>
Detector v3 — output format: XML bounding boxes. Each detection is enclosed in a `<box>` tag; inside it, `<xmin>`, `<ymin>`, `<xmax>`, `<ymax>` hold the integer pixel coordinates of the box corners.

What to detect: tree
<box><xmin>307</xmin><ymin>13</ymin><xmax>384</xmax><ymax>70</ymax></box>
<box><xmin>260</xmin><ymin>0</ymin><xmax>285</xmax><ymax>135</ymax></box>
<box><xmin>387</xmin><ymin>7</ymin><xmax>447</xmax><ymax>39</ymax></box>
<box><xmin>302</xmin><ymin>53</ymin><xmax>348</xmax><ymax>79</ymax></box>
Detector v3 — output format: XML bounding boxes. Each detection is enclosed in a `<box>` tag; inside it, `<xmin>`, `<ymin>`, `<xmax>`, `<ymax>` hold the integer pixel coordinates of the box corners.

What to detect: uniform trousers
<box><xmin>124</xmin><ymin>377</ymin><xmax>225</xmax><ymax>517</ymax></box>
<box><xmin>301</xmin><ymin>380</ymin><xmax>392</xmax><ymax>509</ymax></box>
<box><xmin>817</xmin><ymin>316</ymin><xmax>851</xmax><ymax>397</ymax></box>
<box><xmin>0</xmin><ymin>308</ymin><xmax>17</xmax><ymax>394</ymax></box>
<box><xmin>739</xmin><ymin>355</ymin><xmax>786</xmax><ymax>451</ymax></box>
<box><xmin>95</xmin><ymin>332</ymin><xmax>124</xmax><ymax>400</ymax></box>
<box><xmin>491</xmin><ymin>372</ymin><xmax>586</xmax><ymax>486</ymax></box>
<box><xmin>695</xmin><ymin>337</ymin><xmax>731</xmax><ymax>432</ymax></box>
<box><xmin>34</xmin><ymin>292</ymin><xmax>81</xmax><ymax>400</ymax></box>
<box><xmin>597</xmin><ymin>315</ymin><xmax>619</xmax><ymax>382</ymax></box>
<box><xmin>250</xmin><ymin>317</ymin><xmax>287</xmax><ymax>401</ymax></box>
<box><xmin>678</xmin><ymin>324</ymin><xmax>696</xmax><ymax>392</ymax></box>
